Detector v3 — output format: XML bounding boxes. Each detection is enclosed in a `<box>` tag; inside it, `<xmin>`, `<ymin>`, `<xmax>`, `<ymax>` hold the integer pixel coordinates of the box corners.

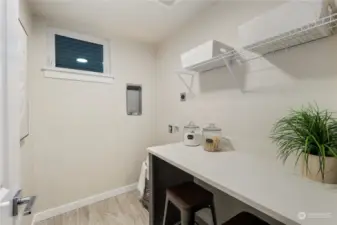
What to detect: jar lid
<box><xmin>184</xmin><ymin>121</ymin><xmax>199</xmax><ymax>129</ymax></box>
<box><xmin>203</xmin><ymin>123</ymin><xmax>221</xmax><ymax>132</ymax></box>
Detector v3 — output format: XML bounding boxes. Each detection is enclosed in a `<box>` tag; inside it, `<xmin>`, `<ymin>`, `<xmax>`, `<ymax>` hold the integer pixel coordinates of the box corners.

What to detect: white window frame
<box><xmin>45</xmin><ymin>28</ymin><xmax>114</xmax><ymax>83</ymax></box>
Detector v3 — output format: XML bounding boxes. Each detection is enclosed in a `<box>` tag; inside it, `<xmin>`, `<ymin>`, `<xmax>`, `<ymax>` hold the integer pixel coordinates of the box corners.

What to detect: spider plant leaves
<box><xmin>270</xmin><ymin>104</ymin><xmax>337</xmax><ymax>181</ymax></box>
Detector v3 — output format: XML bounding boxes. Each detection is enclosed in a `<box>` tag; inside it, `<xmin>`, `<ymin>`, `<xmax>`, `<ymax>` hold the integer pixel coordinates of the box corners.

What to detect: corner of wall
<box><xmin>19</xmin><ymin>0</ymin><xmax>33</xmax><ymax>34</ymax></box>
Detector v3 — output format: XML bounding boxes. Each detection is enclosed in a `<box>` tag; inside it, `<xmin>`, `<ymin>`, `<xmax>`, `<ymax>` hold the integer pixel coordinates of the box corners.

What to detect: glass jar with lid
<box><xmin>183</xmin><ymin>121</ymin><xmax>201</xmax><ymax>146</ymax></box>
<box><xmin>202</xmin><ymin>123</ymin><xmax>222</xmax><ymax>152</ymax></box>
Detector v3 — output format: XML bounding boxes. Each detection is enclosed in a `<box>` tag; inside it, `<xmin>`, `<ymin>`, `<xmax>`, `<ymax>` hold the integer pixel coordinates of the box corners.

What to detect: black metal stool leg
<box><xmin>162</xmin><ymin>196</ymin><xmax>169</xmax><ymax>225</ymax></box>
<box><xmin>181</xmin><ymin>209</ymin><xmax>195</xmax><ymax>225</ymax></box>
<box><xmin>174</xmin><ymin>222</ymin><xmax>199</xmax><ymax>225</ymax></box>
<box><xmin>210</xmin><ymin>201</ymin><xmax>217</xmax><ymax>225</ymax></box>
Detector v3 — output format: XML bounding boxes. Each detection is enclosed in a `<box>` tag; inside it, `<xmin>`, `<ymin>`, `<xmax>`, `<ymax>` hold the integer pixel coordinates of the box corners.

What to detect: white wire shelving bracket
<box><xmin>176</xmin><ymin>12</ymin><xmax>337</xmax><ymax>92</ymax></box>
<box><xmin>176</xmin><ymin>53</ymin><xmax>241</xmax><ymax>92</ymax></box>
<box><xmin>176</xmin><ymin>69</ymin><xmax>197</xmax><ymax>94</ymax></box>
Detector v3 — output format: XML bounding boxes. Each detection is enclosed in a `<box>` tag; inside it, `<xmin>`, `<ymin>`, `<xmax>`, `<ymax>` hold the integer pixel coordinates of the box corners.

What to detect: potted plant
<box><xmin>271</xmin><ymin>104</ymin><xmax>337</xmax><ymax>184</ymax></box>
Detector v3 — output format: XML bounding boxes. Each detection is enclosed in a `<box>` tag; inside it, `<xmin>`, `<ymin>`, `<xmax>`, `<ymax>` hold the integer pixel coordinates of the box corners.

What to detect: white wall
<box><xmin>19</xmin><ymin>0</ymin><xmax>31</xmax><ymax>34</ymax></box>
<box><xmin>156</xmin><ymin>1</ymin><xmax>337</xmax><ymax>224</ymax></box>
<box><xmin>27</xmin><ymin>16</ymin><xmax>156</xmax><ymax>212</ymax></box>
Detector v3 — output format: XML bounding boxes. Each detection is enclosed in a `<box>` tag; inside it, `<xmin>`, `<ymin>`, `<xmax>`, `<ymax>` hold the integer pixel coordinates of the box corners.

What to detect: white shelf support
<box><xmin>223</xmin><ymin>58</ymin><xmax>244</xmax><ymax>93</ymax></box>
<box><xmin>176</xmin><ymin>57</ymin><xmax>244</xmax><ymax>94</ymax></box>
<box><xmin>176</xmin><ymin>70</ymin><xmax>197</xmax><ymax>94</ymax></box>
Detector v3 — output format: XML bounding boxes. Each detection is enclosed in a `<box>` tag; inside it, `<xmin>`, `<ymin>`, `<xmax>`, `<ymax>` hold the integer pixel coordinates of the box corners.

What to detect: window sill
<box><xmin>42</xmin><ymin>67</ymin><xmax>114</xmax><ymax>84</ymax></box>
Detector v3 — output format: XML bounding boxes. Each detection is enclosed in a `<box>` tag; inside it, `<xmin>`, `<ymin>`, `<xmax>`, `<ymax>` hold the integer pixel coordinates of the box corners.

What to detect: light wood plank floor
<box><xmin>35</xmin><ymin>191</ymin><xmax>149</xmax><ymax>225</ymax></box>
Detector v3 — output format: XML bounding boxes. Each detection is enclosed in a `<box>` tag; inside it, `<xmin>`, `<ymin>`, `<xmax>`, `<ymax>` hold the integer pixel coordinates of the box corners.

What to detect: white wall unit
<box><xmin>178</xmin><ymin>40</ymin><xmax>241</xmax><ymax>92</ymax></box>
<box><xmin>180</xmin><ymin>40</ymin><xmax>234</xmax><ymax>73</ymax></box>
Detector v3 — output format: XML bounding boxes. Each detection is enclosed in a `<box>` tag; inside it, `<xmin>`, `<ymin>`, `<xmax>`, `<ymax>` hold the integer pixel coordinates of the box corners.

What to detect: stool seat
<box><xmin>163</xmin><ymin>182</ymin><xmax>217</xmax><ymax>225</ymax></box>
<box><xmin>167</xmin><ymin>182</ymin><xmax>213</xmax><ymax>210</ymax></box>
<box><xmin>222</xmin><ymin>212</ymin><xmax>269</xmax><ymax>225</ymax></box>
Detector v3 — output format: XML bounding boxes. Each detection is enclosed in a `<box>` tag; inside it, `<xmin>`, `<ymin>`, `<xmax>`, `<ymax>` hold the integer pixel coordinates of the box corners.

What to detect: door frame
<box><xmin>0</xmin><ymin>0</ymin><xmax>7</xmax><ymax>194</ymax></box>
<box><xmin>3</xmin><ymin>0</ymin><xmax>21</xmax><ymax>192</ymax></box>
<box><xmin>1</xmin><ymin>0</ymin><xmax>21</xmax><ymax>214</ymax></box>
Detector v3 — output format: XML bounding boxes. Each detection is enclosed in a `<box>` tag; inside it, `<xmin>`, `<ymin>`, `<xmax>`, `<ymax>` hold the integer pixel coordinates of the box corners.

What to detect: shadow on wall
<box><xmin>199</xmin><ymin>56</ymin><xmax>248</xmax><ymax>93</ymax></box>
<box><xmin>262</xmin><ymin>35</ymin><xmax>337</xmax><ymax>80</ymax></box>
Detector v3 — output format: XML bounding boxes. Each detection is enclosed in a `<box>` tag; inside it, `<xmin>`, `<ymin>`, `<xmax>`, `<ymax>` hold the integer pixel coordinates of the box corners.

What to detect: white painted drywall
<box><xmin>155</xmin><ymin>1</ymin><xmax>337</xmax><ymax>223</ymax></box>
<box><xmin>27</xmin><ymin>16</ymin><xmax>156</xmax><ymax>212</ymax></box>
<box><xmin>19</xmin><ymin>0</ymin><xmax>31</xmax><ymax>34</ymax></box>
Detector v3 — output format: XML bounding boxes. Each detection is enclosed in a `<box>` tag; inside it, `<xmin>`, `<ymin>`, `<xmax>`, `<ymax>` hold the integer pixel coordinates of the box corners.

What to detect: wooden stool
<box><xmin>222</xmin><ymin>212</ymin><xmax>269</xmax><ymax>225</ymax></box>
<box><xmin>163</xmin><ymin>182</ymin><xmax>217</xmax><ymax>225</ymax></box>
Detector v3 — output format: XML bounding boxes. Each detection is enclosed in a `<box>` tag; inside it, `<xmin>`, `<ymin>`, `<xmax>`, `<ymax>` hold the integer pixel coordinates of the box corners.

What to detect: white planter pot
<box><xmin>302</xmin><ymin>154</ymin><xmax>337</xmax><ymax>184</ymax></box>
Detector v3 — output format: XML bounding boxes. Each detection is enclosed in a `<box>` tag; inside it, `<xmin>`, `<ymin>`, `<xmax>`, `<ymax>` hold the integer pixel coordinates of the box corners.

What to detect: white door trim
<box><xmin>1</xmin><ymin>0</ymin><xmax>22</xmax><ymax>224</ymax></box>
<box><xmin>0</xmin><ymin>0</ymin><xmax>7</xmax><ymax>193</ymax></box>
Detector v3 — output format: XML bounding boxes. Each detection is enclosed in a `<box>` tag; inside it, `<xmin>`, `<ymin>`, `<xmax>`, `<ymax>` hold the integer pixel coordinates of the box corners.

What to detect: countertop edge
<box><xmin>147</xmin><ymin>145</ymin><xmax>297</xmax><ymax>225</ymax></box>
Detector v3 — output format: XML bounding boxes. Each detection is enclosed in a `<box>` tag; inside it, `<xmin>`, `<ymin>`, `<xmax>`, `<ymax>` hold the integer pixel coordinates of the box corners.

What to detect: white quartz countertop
<box><xmin>148</xmin><ymin>142</ymin><xmax>337</xmax><ymax>225</ymax></box>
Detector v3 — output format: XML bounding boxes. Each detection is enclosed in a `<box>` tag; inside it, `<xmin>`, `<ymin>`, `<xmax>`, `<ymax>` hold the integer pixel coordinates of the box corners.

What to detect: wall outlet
<box><xmin>173</xmin><ymin>125</ymin><xmax>179</xmax><ymax>133</ymax></box>
<box><xmin>168</xmin><ymin>124</ymin><xmax>180</xmax><ymax>134</ymax></box>
<box><xmin>168</xmin><ymin>125</ymin><xmax>173</xmax><ymax>133</ymax></box>
<box><xmin>180</xmin><ymin>92</ymin><xmax>186</xmax><ymax>102</ymax></box>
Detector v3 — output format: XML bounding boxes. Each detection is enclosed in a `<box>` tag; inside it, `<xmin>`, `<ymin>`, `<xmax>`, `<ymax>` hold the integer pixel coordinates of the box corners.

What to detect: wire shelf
<box><xmin>177</xmin><ymin>12</ymin><xmax>337</xmax><ymax>77</ymax></box>
<box><xmin>242</xmin><ymin>12</ymin><xmax>337</xmax><ymax>56</ymax></box>
<box><xmin>175</xmin><ymin>12</ymin><xmax>337</xmax><ymax>94</ymax></box>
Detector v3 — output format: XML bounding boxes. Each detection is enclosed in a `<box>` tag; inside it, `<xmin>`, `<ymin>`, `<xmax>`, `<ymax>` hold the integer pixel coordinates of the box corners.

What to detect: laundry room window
<box><xmin>46</xmin><ymin>28</ymin><xmax>112</xmax><ymax>80</ymax></box>
<box><xmin>55</xmin><ymin>35</ymin><xmax>104</xmax><ymax>73</ymax></box>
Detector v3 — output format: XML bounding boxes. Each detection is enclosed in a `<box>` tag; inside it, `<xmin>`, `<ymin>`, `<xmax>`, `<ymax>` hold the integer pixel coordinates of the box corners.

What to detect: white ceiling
<box><xmin>28</xmin><ymin>0</ymin><xmax>216</xmax><ymax>43</ymax></box>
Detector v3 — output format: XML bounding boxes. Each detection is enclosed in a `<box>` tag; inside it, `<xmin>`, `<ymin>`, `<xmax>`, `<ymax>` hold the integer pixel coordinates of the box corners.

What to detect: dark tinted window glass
<box><xmin>55</xmin><ymin>35</ymin><xmax>104</xmax><ymax>73</ymax></box>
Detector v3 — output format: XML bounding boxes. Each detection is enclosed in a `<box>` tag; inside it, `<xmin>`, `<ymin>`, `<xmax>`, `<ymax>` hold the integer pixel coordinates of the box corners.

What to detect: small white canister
<box><xmin>183</xmin><ymin>121</ymin><xmax>201</xmax><ymax>147</ymax></box>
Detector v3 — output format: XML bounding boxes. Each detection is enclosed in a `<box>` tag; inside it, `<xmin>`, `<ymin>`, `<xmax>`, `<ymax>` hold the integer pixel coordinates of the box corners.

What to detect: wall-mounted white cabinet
<box><xmin>180</xmin><ymin>40</ymin><xmax>234</xmax><ymax>73</ymax></box>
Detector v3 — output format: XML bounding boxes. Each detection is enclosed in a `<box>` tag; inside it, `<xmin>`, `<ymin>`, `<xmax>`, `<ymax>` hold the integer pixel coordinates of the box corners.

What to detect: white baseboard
<box><xmin>33</xmin><ymin>183</ymin><xmax>138</xmax><ymax>223</ymax></box>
